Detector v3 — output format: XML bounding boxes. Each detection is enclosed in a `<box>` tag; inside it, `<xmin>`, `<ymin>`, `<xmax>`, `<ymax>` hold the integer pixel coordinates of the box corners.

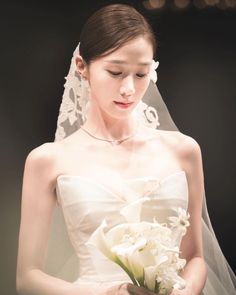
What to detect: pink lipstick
<box><xmin>113</xmin><ymin>101</ymin><xmax>134</xmax><ymax>109</ymax></box>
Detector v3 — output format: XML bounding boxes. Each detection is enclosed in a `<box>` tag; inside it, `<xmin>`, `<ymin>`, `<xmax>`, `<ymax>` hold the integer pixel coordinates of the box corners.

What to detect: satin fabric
<box><xmin>56</xmin><ymin>170</ymin><xmax>188</xmax><ymax>286</ymax></box>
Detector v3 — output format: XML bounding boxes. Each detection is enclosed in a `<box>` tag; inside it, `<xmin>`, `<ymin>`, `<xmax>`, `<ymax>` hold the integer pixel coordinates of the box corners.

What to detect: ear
<box><xmin>75</xmin><ymin>55</ymin><xmax>89</xmax><ymax>80</ymax></box>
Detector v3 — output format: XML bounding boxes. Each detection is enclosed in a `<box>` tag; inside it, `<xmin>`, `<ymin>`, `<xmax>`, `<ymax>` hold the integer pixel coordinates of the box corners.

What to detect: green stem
<box><xmin>115</xmin><ymin>257</ymin><xmax>138</xmax><ymax>286</ymax></box>
<box><xmin>154</xmin><ymin>280</ymin><xmax>161</xmax><ymax>294</ymax></box>
<box><xmin>136</xmin><ymin>270</ymin><xmax>145</xmax><ymax>287</ymax></box>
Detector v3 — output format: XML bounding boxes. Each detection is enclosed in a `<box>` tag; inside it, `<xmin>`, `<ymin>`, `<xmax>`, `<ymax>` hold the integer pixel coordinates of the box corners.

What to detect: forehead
<box><xmin>102</xmin><ymin>37</ymin><xmax>153</xmax><ymax>66</ymax></box>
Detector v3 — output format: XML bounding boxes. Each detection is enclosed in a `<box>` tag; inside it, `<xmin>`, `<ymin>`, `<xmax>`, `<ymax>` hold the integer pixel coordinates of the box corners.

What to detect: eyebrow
<box><xmin>104</xmin><ymin>60</ymin><xmax>152</xmax><ymax>66</ymax></box>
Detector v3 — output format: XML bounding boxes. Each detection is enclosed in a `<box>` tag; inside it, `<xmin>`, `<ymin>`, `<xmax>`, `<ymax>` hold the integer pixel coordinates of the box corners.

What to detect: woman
<box><xmin>16</xmin><ymin>4</ymin><xmax>236</xmax><ymax>295</ymax></box>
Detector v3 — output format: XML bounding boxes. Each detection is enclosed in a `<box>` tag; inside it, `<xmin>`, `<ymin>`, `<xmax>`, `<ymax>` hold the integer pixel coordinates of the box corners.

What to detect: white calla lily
<box><xmin>85</xmin><ymin>219</ymin><xmax>115</xmax><ymax>260</ymax></box>
<box><xmin>87</xmin><ymin>205</ymin><xmax>189</xmax><ymax>294</ymax></box>
<box><xmin>144</xmin><ymin>265</ymin><xmax>158</xmax><ymax>291</ymax></box>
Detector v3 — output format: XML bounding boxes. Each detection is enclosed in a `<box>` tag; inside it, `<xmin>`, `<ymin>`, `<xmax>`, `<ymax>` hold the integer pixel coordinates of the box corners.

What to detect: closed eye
<box><xmin>108</xmin><ymin>71</ymin><xmax>122</xmax><ymax>76</ymax></box>
<box><xmin>136</xmin><ymin>73</ymin><xmax>148</xmax><ymax>78</ymax></box>
<box><xmin>107</xmin><ymin>71</ymin><xmax>148</xmax><ymax>78</ymax></box>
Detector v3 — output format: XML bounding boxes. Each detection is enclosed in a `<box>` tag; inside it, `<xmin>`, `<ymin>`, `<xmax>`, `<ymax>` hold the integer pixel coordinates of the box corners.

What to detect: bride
<box><xmin>16</xmin><ymin>4</ymin><xmax>235</xmax><ymax>295</ymax></box>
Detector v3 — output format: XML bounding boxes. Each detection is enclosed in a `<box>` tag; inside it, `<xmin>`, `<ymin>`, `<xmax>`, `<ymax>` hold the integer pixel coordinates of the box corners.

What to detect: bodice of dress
<box><xmin>56</xmin><ymin>170</ymin><xmax>189</xmax><ymax>284</ymax></box>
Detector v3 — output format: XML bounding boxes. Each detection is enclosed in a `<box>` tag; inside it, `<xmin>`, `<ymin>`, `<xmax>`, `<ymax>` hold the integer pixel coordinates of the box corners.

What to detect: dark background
<box><xmin>0</xmin><ymin>1</ymin><xmax>236</xmax><ymax>294</ymax></box>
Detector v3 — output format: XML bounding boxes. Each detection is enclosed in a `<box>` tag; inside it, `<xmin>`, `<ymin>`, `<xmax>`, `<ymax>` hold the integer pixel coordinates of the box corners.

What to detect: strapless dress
<box><xmin>56</xmin><ymin>170</ymin><xmax>188</xmax><ymax>286</ymax></box>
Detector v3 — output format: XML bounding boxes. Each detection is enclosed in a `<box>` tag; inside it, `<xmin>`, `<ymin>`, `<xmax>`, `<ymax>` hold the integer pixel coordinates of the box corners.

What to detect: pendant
<box><xmin>111</xmin><ymin>140</ymin><xmax>121</xmax><ymax>145</ymax></box>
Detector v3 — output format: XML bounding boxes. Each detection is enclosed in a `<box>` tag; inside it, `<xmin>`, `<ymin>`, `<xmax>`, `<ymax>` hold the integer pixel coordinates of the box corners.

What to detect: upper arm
<box><xmin>16</xmin><ymin>143</ymin><xmax>59</xmax><ymax>283</ymax></box>
<box><xmin>177</xmin><ymin>135</ymin><xmax>205</xmax><ymax>261</ymax></box>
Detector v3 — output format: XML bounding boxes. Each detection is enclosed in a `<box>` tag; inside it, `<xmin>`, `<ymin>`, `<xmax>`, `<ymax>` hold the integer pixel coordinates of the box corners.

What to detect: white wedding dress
<box><xmin>52</xmin><ymin>43</ymin><xmax>235</xmax><ymax>294</ymax></box>
<box><xmin>54</xmin><ymin>169</ymin><xmax>236</xmax><ymax>295</ymax></box>
<box><xmin>55</xmin><ymin>171</ymin><xmax>188</xmax><ymax>288</ymax></box>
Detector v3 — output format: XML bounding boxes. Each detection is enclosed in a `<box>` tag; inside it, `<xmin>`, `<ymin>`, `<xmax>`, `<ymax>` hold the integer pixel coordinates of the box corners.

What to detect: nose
<box><xmin>120</xmin><ymin>76</ymin><xmax>135</xmax><ymax>97</ymax></box>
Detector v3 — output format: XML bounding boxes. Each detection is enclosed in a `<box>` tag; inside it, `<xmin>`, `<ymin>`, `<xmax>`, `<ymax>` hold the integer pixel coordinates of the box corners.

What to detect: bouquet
<box><xmin>86</xmin><ymin>196</ymin><xmax>190</xmax><ymax>295</ymax></box>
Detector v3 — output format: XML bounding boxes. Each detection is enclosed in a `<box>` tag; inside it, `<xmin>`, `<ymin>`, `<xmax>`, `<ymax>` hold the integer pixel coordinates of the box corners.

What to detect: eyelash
<box><xmin>108</xmin><ymin>71</ymin><xmax>148</xmax><ymax>78</ymax></box>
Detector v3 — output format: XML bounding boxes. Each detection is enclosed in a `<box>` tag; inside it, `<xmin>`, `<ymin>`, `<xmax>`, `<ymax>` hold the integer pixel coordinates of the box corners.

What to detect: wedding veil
<box><xmin>45</xmin><ymin>42</ymin><xmax>236</xmax><ymax>295</ymax></box>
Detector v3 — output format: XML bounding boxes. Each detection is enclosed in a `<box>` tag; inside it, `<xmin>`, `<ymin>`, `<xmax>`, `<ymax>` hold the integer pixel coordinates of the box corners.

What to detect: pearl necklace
<box><xmin>80</xmin><ymin>124</ymin><xmax>140</xmax><ymax>145</ymax></box>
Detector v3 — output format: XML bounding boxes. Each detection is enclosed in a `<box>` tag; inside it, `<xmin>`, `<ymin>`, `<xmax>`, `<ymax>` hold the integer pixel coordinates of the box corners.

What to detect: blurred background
<box><xmin>0</xmin><ymin>0</ymin><xmax>235</xmax><ymax>294</ymax></box>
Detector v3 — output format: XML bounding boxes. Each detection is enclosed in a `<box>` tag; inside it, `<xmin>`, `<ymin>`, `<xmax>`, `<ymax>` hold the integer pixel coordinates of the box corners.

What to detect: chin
<box><xmin>110</xmin><ymin>112</ymin><xmax>133</xmax><ymax>120</ymax></box>
<box><xmin>98</xmin><ymin>100</ymin><xmax>140</xmax><ymax>120</ymax></box>
<box><xmin>104</xmin><ymin>109</ymin><xmax>134</xmax><ymax>121</ymax></box>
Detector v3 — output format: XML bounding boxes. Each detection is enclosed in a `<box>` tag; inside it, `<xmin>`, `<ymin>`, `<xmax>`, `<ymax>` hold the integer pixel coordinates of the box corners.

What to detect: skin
<box><xmin>16</xmin><ymin>36</ymin><xmax>207</xmax><ymax>295</ymax></box>
<box><xmin>76</xmin><ymin>37</ymin><xmax>154</xmax><ymax>140</ymax></box>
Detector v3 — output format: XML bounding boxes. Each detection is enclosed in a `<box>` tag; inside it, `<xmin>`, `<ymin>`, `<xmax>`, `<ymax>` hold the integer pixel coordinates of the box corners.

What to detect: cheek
<box><xmin>89</xmin><ymin>70</ymin><xmax>150</xmax><ymax>98</ymax></box>
<box><xmin>89</xmin><ymin>74</ymin><xmax>117</xmax><ymax>104</ymax></box>
<box><xmin>89</xmin><ymin>73</ymin><xmax>108</xmax><ymax>95</ymax></box>
<box><xmin>90</xmin><ymin>71</ymin><xmax>113</xmax><ymax>89</ymax></box>
<box><xmin>136</xmin><ymin>79</ymin><xmax>150</xmax><ymax>95</ymax></box>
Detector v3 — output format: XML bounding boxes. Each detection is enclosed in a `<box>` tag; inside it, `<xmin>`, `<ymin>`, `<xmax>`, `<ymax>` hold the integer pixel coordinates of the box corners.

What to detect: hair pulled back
<box><xmin>79</xmin><ymin>4</ymin><xmax>157</xmax><ymax>65</ymax></box>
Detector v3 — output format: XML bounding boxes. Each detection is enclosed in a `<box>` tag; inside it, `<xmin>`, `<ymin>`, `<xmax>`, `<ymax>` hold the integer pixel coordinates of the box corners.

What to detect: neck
<box><xmin>82</xmin><ymin>104</ymin><xmax>139</xmax><ymax>141</ymax></box>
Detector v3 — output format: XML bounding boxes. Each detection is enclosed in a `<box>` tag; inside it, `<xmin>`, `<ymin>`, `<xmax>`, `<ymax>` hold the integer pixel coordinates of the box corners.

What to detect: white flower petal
<box><xmin>87</xmin><ymin>206</ymin><xmax>189</xmax><ymax>294</ymax></box>
<box><xmin>155</xmin><ymin>254</ymin><xmax>169</xmax><ymax>266</ymax></box>
<box><xmin>173</xmin><ymin>276</ymin><xmax>186</xmax><ymax>290</ymax></box>
<box><xmin>86</xmin><ymin>219</ymin><xmax>115</xmax><ymax>260</ymax></box>
<box><xmin>127</xmin><ymin>252</ymin><xmax>145</xmax><ymax>280</ymax></box>
<box><xmin>144</xmin><ymin>265</ymin><xmax>157</xmax><ymax>291</ymax></box>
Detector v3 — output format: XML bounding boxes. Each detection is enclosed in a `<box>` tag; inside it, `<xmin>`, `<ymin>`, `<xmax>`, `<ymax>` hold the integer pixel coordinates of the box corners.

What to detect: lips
<box><xmin>113</xmin><ymin>101</ymin><xmax>134</xmax><ymax>109</ymax></box>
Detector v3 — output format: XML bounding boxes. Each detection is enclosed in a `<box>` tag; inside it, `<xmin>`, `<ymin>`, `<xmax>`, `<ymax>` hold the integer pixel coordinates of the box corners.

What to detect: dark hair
<box><xmin>79</xmin><ymin>4</ymin><xmax>157</xmax><ymax>65</ymax></box>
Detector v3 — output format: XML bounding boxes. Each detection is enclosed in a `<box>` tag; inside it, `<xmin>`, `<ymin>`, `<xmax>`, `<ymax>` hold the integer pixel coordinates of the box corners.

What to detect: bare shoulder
<box><xmin>177</xmin><ymin>133</ymin><xmax>202</xmax><ymax>166</ymax></box>
<box><xmin>172</xmin><ymin>131</ymin><xmax>201</xmax><ymax>158</ymax></box>
<box><xmin>24</xmin><ymin>142</ymin><xmax>63</xmax><ymax>185</ymax></box>
<box><xmin>26</xmin><ymin>142</ymin><xmax>61</xmax><ymax>167</ymax></box>
<box><xmin>156</xmin><ymin>129</ymin><xmax>201</xmax><ymax>158</ymax></box>
<box><xmin>151</xmin><ymin>129</ymin><xmax>203</xmax><ymax>175</ymax></box>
